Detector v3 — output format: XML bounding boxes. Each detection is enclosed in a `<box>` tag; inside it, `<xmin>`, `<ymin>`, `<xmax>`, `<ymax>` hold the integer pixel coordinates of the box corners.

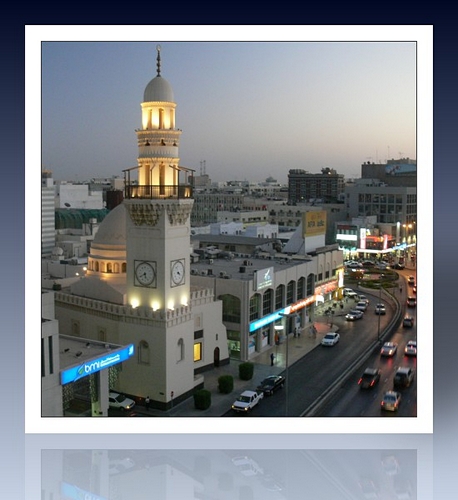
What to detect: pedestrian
<box><xmin>145</xmin><ymin>395</ymin><xmax>150</xmax><ymax>411</ymax></box>
<box><xmin>399</xmin><ymin>286</ymin><xmax>403</xmax><ymax>293</ymax></box>
<box><xmin>270</xmin><ymin>352</ymin><xmax>275</xmax><ymax>366</ymax></box>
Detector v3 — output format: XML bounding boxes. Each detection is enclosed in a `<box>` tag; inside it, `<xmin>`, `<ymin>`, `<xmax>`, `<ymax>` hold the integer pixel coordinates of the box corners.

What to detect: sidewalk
<box><xmin>135</xmin><ymin>301</ymin><xmax>359</xmax><ymax>418</ymax></box>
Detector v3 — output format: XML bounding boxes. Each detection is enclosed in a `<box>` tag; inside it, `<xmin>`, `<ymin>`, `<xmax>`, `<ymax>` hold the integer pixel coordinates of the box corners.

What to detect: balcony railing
<box><xmin>124</xmin><ymin>184</ymin><xmax>193</xmax><ymax>200</ymax></box>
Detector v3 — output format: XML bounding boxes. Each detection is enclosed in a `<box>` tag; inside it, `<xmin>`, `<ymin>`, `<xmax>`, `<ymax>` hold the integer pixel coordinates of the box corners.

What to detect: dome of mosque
<box><xmin>143</xmin><ymin>76</ymin><xmax>174</xmax><ymax>103</ymax></box>
<box><xmin>93</xmin><ymin>204</ymin><xmax>126</xmax><ymax>246</ymax></box>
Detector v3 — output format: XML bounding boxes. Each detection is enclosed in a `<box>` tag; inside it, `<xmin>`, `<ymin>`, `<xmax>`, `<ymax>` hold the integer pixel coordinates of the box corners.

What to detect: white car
<box><xmin>109</xmin><ymin>391</ymin><xmax>136</xmax><ymax>411</ymax></box>
<box><xmin>355</xmin><ymin>301</ymin><xmax>368</xmax><ymax>311</ymax></box>
<box><xmin>231</xmin><ymin>390</ymin><xmax>263</xmax><ymax>412</ymax></box>
<box><xmin>345</xmin><ymin>309</ymin><xmax>363</xmax><ymax>321</ymax></box>
<box><xmin>375</xmin><ymin>303</ymin><xmax>386</xmax><ymax>315</ymax></box>
<box><xmin>321</xmin><ymin>332</ymin><xmax>340</xmax><ymax>346</ymax></box>
<box><xmin>357</xmin><ymin>294</ymin><xmax>370</xmax><ymax>305</ymax></box>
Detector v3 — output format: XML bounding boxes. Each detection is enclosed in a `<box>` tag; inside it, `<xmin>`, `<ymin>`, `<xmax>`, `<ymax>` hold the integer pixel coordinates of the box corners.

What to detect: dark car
<box><xmin>393</xmin><ymin>262</ymin><xmax>405</xmax><ymax>270</ymax></box>
<box><xmin>406</xmin><ymin>296</ymin><xmax>417</xmax><ymax>307</ymax></box>
<box><xmin>358</xmin><ymin>368</ymin><xmax>381</xmax><ymax>389</ymax></box>
<box><xmin>257</xmin><ymin>375</ymin><xmax>285</xmax><ymax>396</ymax></box>
<box><xmin>393</xmin><ymin>367</ymin><xmax>415</xmax><ymax>388</ymax></box>
<box><xmin>403</xmin><ymin>316</ymin><xmax>414</xmax><ymax>327</ymax></box>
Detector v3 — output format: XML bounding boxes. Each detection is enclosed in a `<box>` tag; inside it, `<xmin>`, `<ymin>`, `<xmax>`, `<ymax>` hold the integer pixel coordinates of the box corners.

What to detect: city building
<box><xmin>361</xmin><ymin>157</ymin><xmax>416</xmax><ymax>187</ymax></box>
<box><xmin>288</xmin><ymin>167</ymin><xmax>345</xmax><ymax>204</ymax></box>
<box><xmin>41</xmin><ymin>170</ymin><xmax>56</xmax><ymax>257</ymax></box>
<box><xmin>191</xmin><ymin>210</ymin><xmax>344</xmax><ymax>362</ymax></box>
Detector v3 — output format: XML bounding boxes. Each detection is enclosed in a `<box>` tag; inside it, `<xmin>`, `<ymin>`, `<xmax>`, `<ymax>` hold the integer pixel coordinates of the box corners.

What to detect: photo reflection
<box><xmin>42</xmin><ymin>449</ymin><xmax>417</xmax><ymax>499</ymax></box>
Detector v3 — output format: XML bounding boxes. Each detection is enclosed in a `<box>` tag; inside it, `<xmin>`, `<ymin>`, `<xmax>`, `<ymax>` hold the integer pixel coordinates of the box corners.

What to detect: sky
<box><xmin>38</xmin><ymin>27</ymin><xmax>418</xmax><ymax>184</ymax></box>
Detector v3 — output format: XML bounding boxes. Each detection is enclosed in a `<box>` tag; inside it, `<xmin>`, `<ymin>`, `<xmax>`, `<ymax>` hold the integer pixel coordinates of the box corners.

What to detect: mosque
<box><xmin>53</xmin><ymin>46</ymin><xmax>229</xmax><ymax>411</ymax></box>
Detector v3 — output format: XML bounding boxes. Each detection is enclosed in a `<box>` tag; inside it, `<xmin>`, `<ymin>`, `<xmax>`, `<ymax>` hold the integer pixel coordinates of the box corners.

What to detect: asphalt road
<box><xmin>223</xmin><ymin>291</ymin><xmax>398</xmax><ymax>417</ymax></box>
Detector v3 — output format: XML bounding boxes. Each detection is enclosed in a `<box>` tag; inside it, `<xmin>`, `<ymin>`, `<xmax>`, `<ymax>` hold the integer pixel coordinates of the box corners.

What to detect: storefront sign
<box><xmin>60</xmin><ymin>344</ymin><xmax>135</xmax><ymax>385</ymax></box>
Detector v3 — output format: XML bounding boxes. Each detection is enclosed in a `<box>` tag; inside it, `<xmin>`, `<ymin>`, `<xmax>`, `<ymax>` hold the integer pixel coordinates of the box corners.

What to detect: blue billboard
<box><xmin>60</xmin><ymin>344</ymin><xmax>135</xmax><ymax>385</ymax></box>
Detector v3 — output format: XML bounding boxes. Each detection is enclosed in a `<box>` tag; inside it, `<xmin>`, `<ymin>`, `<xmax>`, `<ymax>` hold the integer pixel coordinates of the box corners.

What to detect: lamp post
<box><xmin>377</xmin><ymin>274</ymin><xmax>384</xmax><ymax>343</ymax></box>
<box><xmin>278</xmin><ymin>312</ymin><xmax>299</xmax><ymax>417</ymax></box>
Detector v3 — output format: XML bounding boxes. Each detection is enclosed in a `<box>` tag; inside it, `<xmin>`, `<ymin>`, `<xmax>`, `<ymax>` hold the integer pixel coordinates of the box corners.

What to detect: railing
<box><xmin>124</xmin><ymin>184</ymin><xmax>193</xmax><ymax>200</ymax></box>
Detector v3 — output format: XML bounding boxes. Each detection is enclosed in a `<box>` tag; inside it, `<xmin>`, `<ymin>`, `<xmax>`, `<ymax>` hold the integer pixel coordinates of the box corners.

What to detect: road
<box><xmin>224</xmin><ymin>270</ymin><xmax>417</xmax><ymax>418</ymax></box>
<box><xmin>224</xmin><ymin>289</ymin><xmax>400</xmax><ymax>417</ymax></box>
<box><xmin>316</xmin><ymin>271</ymin><xmax>417</xmax><ymax>417</ymax></box>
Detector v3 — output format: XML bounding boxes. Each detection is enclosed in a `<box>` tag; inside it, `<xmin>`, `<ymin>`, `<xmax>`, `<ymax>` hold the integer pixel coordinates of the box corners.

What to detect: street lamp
<box><xmin>279</xmin><ymin>311</ymin><xmax>300</xmax><ymax>417</ymax></box>
<box><xmin>377</xmin><ymin>274</ymin><xmax>385</xmax><ymax>343</ymax></box>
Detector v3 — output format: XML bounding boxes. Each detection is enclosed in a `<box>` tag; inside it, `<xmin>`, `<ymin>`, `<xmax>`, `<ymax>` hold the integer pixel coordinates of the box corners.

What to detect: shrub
<box><xmin>239</xmin><ymin>362</ymin><xmax>254</xmax><ymax>381</ymax></box>
<box><xmin>193</xmin><ymin>389</ymin><xmax>211</xmax><ymax>410</ymax></box>
<box><xmin>218</xmin><ymin>375</ymin><xmax>234</xmax><ymax>394</ymax></box>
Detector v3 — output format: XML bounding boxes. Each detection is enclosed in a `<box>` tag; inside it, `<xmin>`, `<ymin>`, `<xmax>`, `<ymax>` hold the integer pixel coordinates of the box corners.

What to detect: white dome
<box><xmin>93</xmin><ymin>204</ymin><xmax>126</xmax><ymax>246</ymax></box>
<box><xmin>143</xmin><ymin>76</ymin><xmax>174</xmax><ymax>103</ymax></box>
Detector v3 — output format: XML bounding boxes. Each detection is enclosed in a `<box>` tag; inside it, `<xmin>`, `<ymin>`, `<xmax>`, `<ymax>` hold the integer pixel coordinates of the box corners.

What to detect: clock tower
<box><xmin>124</xmin><ymin>46</ymin><xmax>194</xmax><ymax>312</ymax></box>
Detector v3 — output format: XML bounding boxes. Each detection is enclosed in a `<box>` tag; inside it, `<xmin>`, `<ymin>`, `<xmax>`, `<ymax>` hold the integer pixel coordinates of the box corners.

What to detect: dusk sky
<box><xmin>39</xmin><ymin>28</ymin><xmax>418</xmax><ymax>185</ymax></box>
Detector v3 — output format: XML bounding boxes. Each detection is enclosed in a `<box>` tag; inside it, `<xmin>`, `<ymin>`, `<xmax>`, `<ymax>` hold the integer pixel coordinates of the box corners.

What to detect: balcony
<box><xmin>124</xmin><ymin>184</ymin><xmax>193</xmax><ymax>200</ymax></box>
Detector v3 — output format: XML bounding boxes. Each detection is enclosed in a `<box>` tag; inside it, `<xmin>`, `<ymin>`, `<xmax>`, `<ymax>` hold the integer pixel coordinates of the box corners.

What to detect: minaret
<box><xmin>123</xmin><ymin>45</ymin><xmax>194</xmax><ymax>312</ymax></box>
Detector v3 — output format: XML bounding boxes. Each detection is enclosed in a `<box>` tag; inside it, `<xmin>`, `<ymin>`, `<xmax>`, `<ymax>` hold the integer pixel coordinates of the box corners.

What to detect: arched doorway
<box><xmin>213</xmin><ymin>347</ymin><xmax>220</xmax><ymax>367</ymax></box>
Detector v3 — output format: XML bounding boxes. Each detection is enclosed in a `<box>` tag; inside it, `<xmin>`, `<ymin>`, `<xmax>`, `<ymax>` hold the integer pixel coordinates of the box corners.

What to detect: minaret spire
<box><xmin>156</xmin><ymin>44</ymin><xmax>161</xmax><ymax>77</ymax></box>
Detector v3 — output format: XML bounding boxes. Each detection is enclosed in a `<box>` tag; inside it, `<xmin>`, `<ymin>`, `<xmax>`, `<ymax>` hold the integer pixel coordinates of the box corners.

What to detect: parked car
<box><xmin>355</xmin><ymin>301</ymin><xmax>368</xmax><ymax>312</ymax></box>
<box><xmin>361</xmin><ymin>260</ymin><xmax>375</xmax><ymax>268</ymax></box>
<box><xmin>108</xmin><ymin>391</ymin><xmax>136</xmax><ymax>411</ymax></box>
<box><xmin>393</xmin><ymin>367</ymin><xmax>415</xmax><ymax>388</ymax></box>
<box><xmin>403</xmin><ymin>316</ymin><xmax>414</xmax><ymax>328</ymax></box>
<box><xmin>321</xmin><ymin>332</ymin><xmax>340</xmax><ymax>346</ymax></box>
<box><xmin>393</xmin><ymin>262</ymin><xmax>405</xmax><ymax>270</ymax></box>
<box><xmin>231</xmin><ymin>390</ymin><xmax>263</xmax><ymax>412</ymax></box>
<box><xmin>358</xmin><ymin>367</ymin><xmax>381</xmax><ymax>389</ymax></box>
<box><xmin>345</xmin><ymin>309</ymin><xmax>364</xmax><ymax>321</ymax></box>
<box><xmin>406</xmin><ymin>296</ymin><xmax>417</xmax><ymax>307</ymax></box>
<box><xmin>380</xmin><ymin>342</ymin><xmax>398</xmax><ymax>357</ymax></box>
<box><xmin>407</xmin><ymin>276</ymin><xmax>415</xmax><ymax>285</ymax></box>
<box><xmin>257</xmin><ymin>375</ymin><xmax>285</xmax><ymax>396</ymax></box>
<box><xmin>381</xmin><ymin>391</ymin><xmax>401</xmax><ymax>412</ymax></box>
<box><xmin>404</xmin><ymin>340</ymin><xmax>417</xmax><ymax>356</ymax></box>
<box><xmin>343</xmin><ymin>288</ymin><xmax>358</xmax><ymax>298</ymax></box>
<box><xmin>374</xmin><ymin>303</ymin><xmax>386</xmax><ymax>315</ymax></box>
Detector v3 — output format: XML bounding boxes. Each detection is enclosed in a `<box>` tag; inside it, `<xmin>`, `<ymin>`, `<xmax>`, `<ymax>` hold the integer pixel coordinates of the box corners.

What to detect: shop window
<box><xmin>262</xmin><ymin>289</ymin><xmax>273</xmax><ymax>316</ymax></box>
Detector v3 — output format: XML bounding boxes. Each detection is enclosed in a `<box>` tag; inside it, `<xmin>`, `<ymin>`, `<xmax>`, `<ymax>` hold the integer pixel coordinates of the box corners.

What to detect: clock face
<box><xmin>134</xmin><ymin>261</ymin><xmax>156</xmax><ymax>287</ymax></box>
<box><xmin>171</xmin><ymin>259</ymin><xmax>185</xmax><ymax>286</ymax></box>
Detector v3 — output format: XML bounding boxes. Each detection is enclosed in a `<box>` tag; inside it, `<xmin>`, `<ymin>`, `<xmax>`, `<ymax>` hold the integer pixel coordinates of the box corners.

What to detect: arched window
<box><xmin>307</xmin><ymin>273</ymin><xmax>315</xmax><ymax>296</ymax></box>
<box><xmin>114</xmin><ymin>263</ymin><xmax>119</xmax><ymax>273</ymax></box>
<box><xmin>297</xmin><ymin>277</ymin><xmax>305</xmax><ymax>300</ymax></box>
<box><xmin>122</xmin><ymin>262</ymin><xmax>126</xmax><ymax>273</ymax></box>
<box><xmin>262</xmin><ymin>289</ymin><xmax>273</xmax><ymax>316</ymax></box>
<box><xmin>219</xmin><ymin>294</ymin><xmax>241</xmax><ymax>323</ymax></box>
<box><xmin>249</xmin><ymin>294</ymin><xmax>261</xmax><ymax>322</ymax></box>
<box><xmin>138</xmin><ymin>340</ymin><xmax>150</xmax><ymax>365</ymax></box>
<box><xmin>107</xmin><ymin>263</ymin><xmax>112</xmax><ymax>273</ymax></box>
<box><xmin>176</xmin><ymin>338</ymin><xmax>184</xmax><ymax>362</ymax></box>
<box><xmin>287</xmin><ymin>281</ymin><xmax>295</xmax><ymax>304</ymax></box>
<box><xmin>95</xmin><ymin>261</ymin><xmax>99</xmax><ymax>272</ymax></box>
<box><xmin>275</xmin><ymin>285</ymin><xmax>285</xmax><ymax>310</ymax></box>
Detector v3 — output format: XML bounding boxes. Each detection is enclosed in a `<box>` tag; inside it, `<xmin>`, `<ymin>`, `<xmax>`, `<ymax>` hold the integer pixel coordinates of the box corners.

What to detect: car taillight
<box><xmin>370</xmin><ymin>380</ymin><xmax>375</xmax><ymax>386</ymax></box>
<box><xmin>358</xmin><ymin>378</ymin><xmax>362</xmax><ymax>384</ymax></box>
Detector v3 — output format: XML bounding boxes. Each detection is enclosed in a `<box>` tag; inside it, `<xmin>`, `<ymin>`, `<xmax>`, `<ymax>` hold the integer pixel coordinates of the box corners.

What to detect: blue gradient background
<box><xmin>2</xmin><ymin>19</ymin><xmax>454</xmax><ymax>499</ymax></box>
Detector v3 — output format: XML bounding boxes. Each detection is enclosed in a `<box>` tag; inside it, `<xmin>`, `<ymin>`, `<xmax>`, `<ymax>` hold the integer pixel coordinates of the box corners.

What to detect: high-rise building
<box><xmin>41</xmin><ymin>169</ymin><xmax>56</xmax><ymax>257</ymax></box>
